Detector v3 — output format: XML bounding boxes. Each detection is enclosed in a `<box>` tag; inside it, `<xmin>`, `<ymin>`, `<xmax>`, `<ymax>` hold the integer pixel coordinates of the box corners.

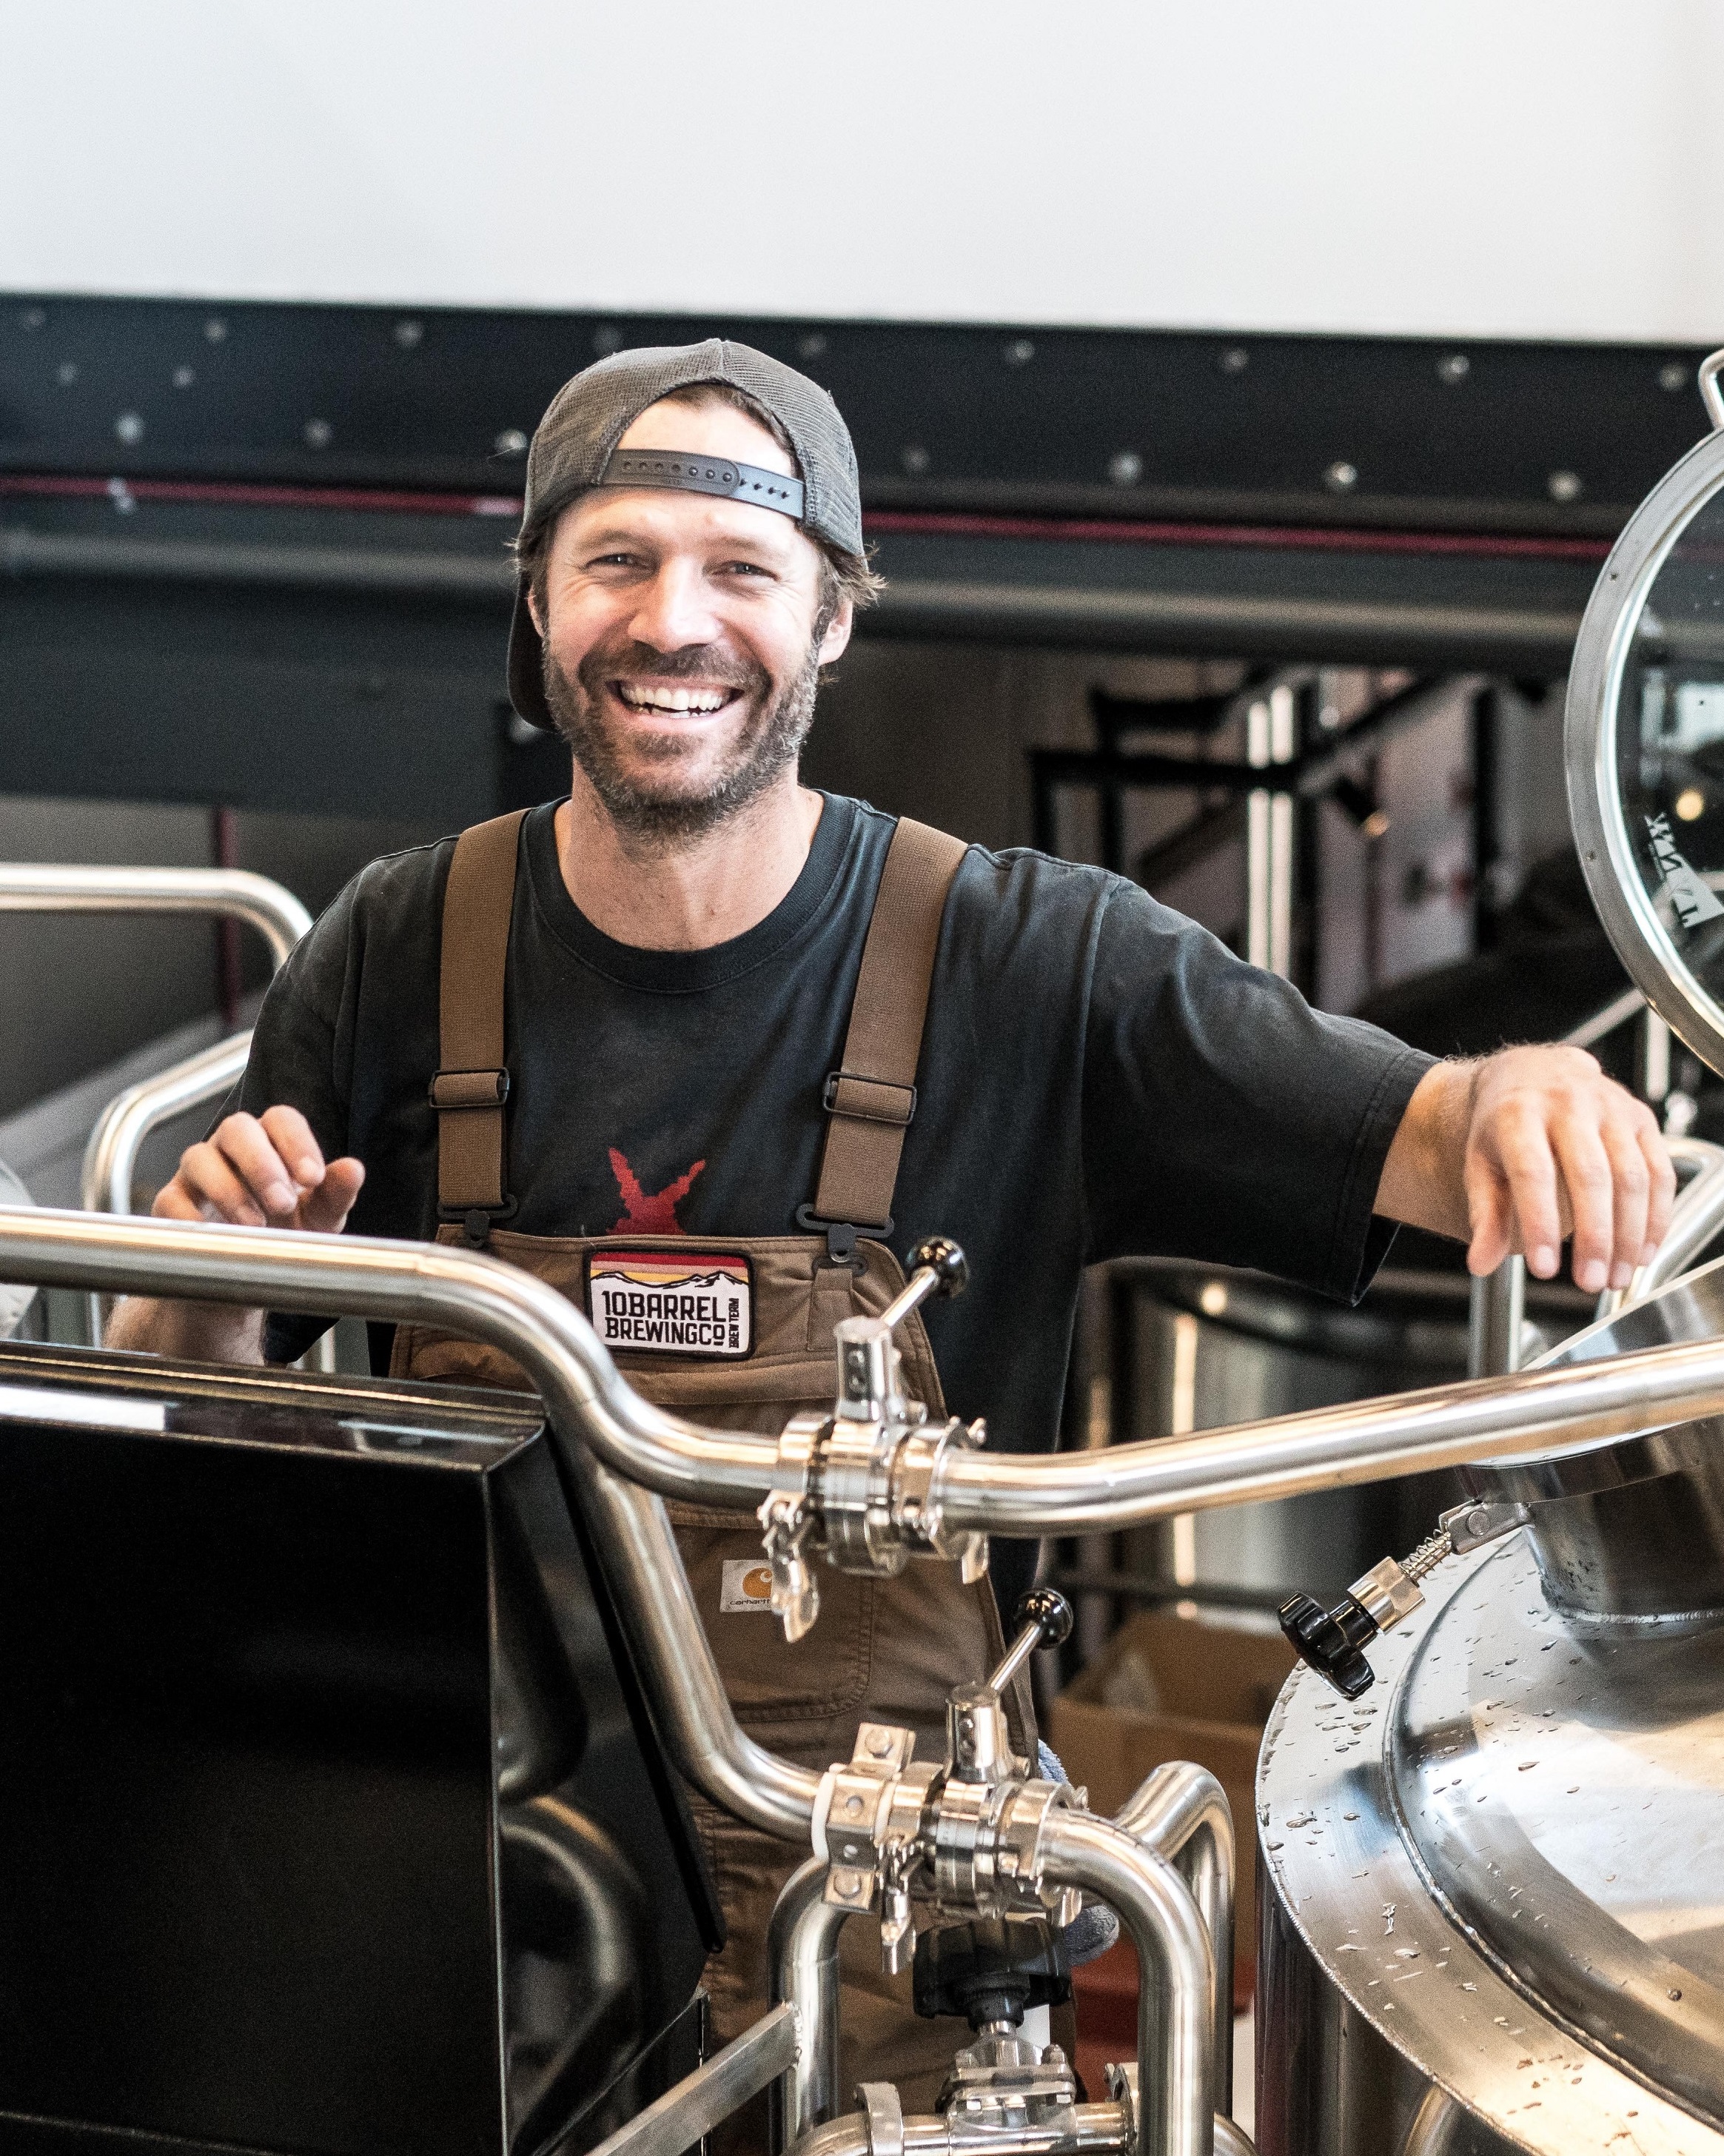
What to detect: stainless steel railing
<box><xmin>0</xmin><ymin>864</ymin><xmax>309</xmax><ymax>966</ymax></box>
<box><xmin>1467</xmin><ymin>990</ymin><xmax>1708</xmax><ymax>1377</ymax></box>
<box><xmin>8</xmin><ymin>1205</ymin><xmax>1724</xmax><ymax>1794</ymax></box>
<box><xmin>0</xmin><ymin>863</ymin><xmax>311</xmax><ymax>1345</ymax></box>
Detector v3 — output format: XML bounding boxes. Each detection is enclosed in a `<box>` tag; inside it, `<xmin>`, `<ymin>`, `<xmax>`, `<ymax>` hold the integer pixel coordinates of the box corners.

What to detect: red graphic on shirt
<box><xmin>608</xmin><ymin>1148</ymin><xmax>706</xmax><ymax>1235</ymax></box>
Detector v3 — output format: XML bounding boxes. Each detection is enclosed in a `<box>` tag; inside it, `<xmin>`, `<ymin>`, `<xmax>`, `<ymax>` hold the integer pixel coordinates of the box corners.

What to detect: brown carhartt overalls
<box><xmin>388</xmin><ymin>808</ymin><xmax>1039</xmax><ymax>2109</ymax></box>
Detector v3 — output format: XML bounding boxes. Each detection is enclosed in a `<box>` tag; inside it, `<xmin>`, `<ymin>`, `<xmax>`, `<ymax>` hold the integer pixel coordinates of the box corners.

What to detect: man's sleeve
<box><xmin>1081</xmin><ymin>878</ymin><xmax>1435</xmax><ymax>1299</ymax></box>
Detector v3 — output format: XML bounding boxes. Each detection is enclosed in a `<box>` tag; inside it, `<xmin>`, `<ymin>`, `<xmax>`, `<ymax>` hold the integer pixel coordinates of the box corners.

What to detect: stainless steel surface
<box><xmin>0</xmin><ymin>1161</ymin><xmax>36</xmax><ymax>1339</ymax></box>
<box><xmin>16</xmin><ymin>1204</ymin><xmax>1724</xmax><ymax>1561</ymax></box>
<box><xmin>1257</xmin><ymin>1539</ymin><xmax>1724</xmax><ymax>2155</ymax></box>
<box><xmin>1560</xmin><ymin>982</ymin><xmax>1646</xmax><ymax>1051</ymax></box>
<box><xmin>1041</xmin><ymin>1810</ymin><xmax>1213</xmax><ymax>2156</ymax></box>
<box><xmin>769</xmin><ymin>1858</ymin><xmax>849</xmax><ymax>2150</ymax></box>
<box><xmin>0</xmin><ymin>1205</ymin><xmax>823</xmax><ymax>1836</ymax></box>
<box><xmin>1595</xmin><ymin>1136</ymin><xmax>1724</xmax><ymax>1321</ymax></box>
<box><xmin>1113</xmin><ymin>1764</ymin><xmax>1235</xmax><ymax>2114</ymax></box>
<box><xmin>0</xmin><ymin>861</ymin><xmax>307</xmax><ymax>1348</ymax></box>
<box><xmin>1566</xmin><ymin>394</ymin><xmax>1724</xmax><ymax>1078</ymax></box>
<box><xmin>80</xmin><ymin>1031</ymin><xmax>252</xmax><ymax>1216</ymax></box>
<box><xmin>584</xmin><ymin>2001</ymin><xmax>802</xmax><ymax>2156</ymax></box>
<box><xmin>1700</xmin><ymin>347</ymin><xmax>1724</xmax><ymax>432</ymax></box>
<box><xmin>0</xmin><ymin>863</ymin><xmax>311</xmax><ymax>968</ymax></box>
<box><xmin>1468</xmin><ymin>1260</ymin><xmax>1526</xmax><ymax>1379</ymax></box>
<box><xmin>790</xmin><ymin>2106</ymin><xmax>1136</xmax><ymax>2154</ymax></box>
<box><xmin>927</xmin><ymin>1338</ymin><xmax>1724</xmax><ymax>1537</ymax></box>
<box><xmin>1469</xmin><ymin>1256</ymin><xmax>1724</xmax><ymax>1633</ymax></box>
<box><xmin>81</xmin><ymin>1030</ymin><xmax>252</xmax><ymax>1344</ymax></box>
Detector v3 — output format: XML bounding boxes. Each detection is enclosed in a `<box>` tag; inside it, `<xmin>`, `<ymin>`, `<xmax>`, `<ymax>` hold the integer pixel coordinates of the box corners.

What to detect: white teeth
<box><xmin>616</xmin><ymin>684</ymin><xmax>730</xmax><ymax>714</ymax></box>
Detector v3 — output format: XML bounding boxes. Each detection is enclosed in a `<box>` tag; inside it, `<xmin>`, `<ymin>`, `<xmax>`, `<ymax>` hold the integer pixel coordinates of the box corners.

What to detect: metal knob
<box><xmin>879</xmin><ymin>1238</ymin><xmax>969</xmax><ymax>1332</ymax></box>
<box><xmin>1278</xmin><ymin>1590</ymin><xmax>1380</xmax><ymax>1700</ymax></box>
<box><xmin>905</xmin><ymin>1236</ymin><xmax>968</xmax><ymax>1299</ymax></box>
<box><xmin>987</xmin><ymin>1587</ymin><xmax>1074</xmax><ymax>1696</ymax></box>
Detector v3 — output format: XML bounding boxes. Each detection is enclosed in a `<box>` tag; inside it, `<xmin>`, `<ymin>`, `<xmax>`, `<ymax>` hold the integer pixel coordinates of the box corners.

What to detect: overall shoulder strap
<box><xmin>431</xmin><ymin>808</ymin><xmax>529</xmax><ymax>1239</ymax></box>
<box><xmin>807</xmin><ymin>817</ymin><xmax>968</xmax><ymax>1248</ymax></box>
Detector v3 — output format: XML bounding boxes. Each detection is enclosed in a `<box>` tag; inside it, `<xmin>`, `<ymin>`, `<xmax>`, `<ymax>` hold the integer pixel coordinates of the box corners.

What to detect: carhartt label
<box><xmin>1647</xmin><ymin>812</ymin><xmax>1724</xmax><ymax>928</ymax></box>
<box><xmin>720</xmin><ymin>1558</ymin><xmax>777</xmax><ymax>1613</ymax></box>
<box><xmin>587</xmin><ymin>1249</ymin><xmax>753</xmax><ymax>1357</ymax></box>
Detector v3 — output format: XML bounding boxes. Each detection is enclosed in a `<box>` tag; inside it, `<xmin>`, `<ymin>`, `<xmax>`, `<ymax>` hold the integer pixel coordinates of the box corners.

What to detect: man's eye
<box><xmin>719</xmin><ymin>561</ymin><xmax>772</xmax><ymax>579</ymax></box>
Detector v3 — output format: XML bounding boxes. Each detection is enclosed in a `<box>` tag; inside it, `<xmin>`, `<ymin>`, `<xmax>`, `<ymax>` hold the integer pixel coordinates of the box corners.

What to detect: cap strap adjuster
<box><xmin>600</xmin><ymin>447</ymin><xmax>805</xmax><ymax>521</ymax></box>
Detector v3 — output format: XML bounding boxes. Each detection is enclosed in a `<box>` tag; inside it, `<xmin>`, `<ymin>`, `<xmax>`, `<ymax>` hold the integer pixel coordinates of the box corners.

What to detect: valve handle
<box><xmin>987</xmin><ymin>1587</ymin><xmax>1074</xmax><ymax>1697</ymax></box>
<box><xmin>905</xmin><ymin>1236</ymin><xmax>968</xmax><ymax>1299</ymax></box>
<box><xmin>1278</xmin><ymin>1590</ymin><xmax>1379</xmax><ymax>1700</ymax></box>
<box><xmin>1012</xmin><ymin>1586</ymin><xmax>1075</xmax><ymax>1652</ymax></box>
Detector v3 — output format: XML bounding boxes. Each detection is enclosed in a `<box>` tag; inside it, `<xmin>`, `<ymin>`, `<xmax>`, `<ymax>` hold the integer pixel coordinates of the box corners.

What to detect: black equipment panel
<box><xmin>0</xmin><ymin>1343</ymin><xmax>714</xmax><ymax>2156</ymax></box>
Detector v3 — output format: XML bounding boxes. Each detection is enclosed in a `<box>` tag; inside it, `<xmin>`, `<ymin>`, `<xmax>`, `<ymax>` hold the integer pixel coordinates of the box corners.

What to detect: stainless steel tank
<box><xmin>1256</xmin><ymin>351</ymin><xmax>1724</xmax><ymax>2155</ymax></box>
<box><xmin>1258</xmin><ymin>1264</ymin><xmax>1724</xmax><ymax>2154</ymax></box>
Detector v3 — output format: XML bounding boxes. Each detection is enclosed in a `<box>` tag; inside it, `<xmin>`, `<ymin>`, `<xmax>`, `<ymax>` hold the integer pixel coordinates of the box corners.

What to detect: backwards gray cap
<box><xmin>507</xmin><ymin>338</ymin><xmax>864</xmax><ymax>728</ymax></box>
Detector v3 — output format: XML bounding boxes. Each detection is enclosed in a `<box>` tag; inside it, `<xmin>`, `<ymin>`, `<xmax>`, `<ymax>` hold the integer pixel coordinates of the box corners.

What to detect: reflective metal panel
<box><xmin>0</xmin><ymin>1341</ymin><xmax>711</xmax><ymax>2156</ymax></box>
<box><xmin>1466</xmin><ymin>1256</ymin><xmax>1724</xmax><ymax>1631</ymax></box>
<box><xmin>1569</xmin><ymin>373</ymin><xmax>1724</xmax><ymax>1074</ymax></box>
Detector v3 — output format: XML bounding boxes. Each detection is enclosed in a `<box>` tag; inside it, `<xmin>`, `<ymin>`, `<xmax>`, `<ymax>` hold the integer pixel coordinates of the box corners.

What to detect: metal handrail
<box><xmin>1468</xmin><ymin>989</ymin><xmax>1697</xmax><ymax>1376</ymax></box>
<box><xmin>0</xmin><ymin>863</ymin><xmax>310</xmax><ymax>1345</ymax></box>
<box><xmin>79</xmin><ymin>1031</ymin><xmax>254</xmax><ymax>1345</ymax></box>
<box><xmin>1595</xmin><ymin>1134</ymin><xmax>1724</xmax><ymax>1319</ymax></box>
<box><xmin>0</xmin><ymin>864</ymin><xmax>310</xmax><ymax>967</ymax></box>
<box><xmin>13</xmin><ymin>1206</ymin><xmax>1724</xmax><ymax>1801</ymax></box>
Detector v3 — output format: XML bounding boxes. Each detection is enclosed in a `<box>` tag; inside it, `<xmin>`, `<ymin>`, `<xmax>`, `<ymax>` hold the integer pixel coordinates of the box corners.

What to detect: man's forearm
<box><xmin>1374</xmin><ymin>1059</ymin><xmax>1477</xmax><ymax>1240</ymax></box>
<box><xmin>104</xmin><ymin>1295</ymin><xmax>267</xmax><ymax>1365</ymax></box>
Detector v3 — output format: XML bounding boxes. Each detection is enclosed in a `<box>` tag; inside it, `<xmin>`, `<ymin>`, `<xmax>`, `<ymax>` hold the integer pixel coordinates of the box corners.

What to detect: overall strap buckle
<box><xmin>795</xmin><ymin>1203</ymin><xmax>896</xmax><ymax>1268</ymax></box>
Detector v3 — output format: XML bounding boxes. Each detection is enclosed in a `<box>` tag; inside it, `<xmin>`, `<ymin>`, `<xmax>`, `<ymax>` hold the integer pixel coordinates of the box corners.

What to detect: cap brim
<box><xmin>507</xmin><ymin>576</ymin><xmax>554</xmax><ymax>729</ymax></box>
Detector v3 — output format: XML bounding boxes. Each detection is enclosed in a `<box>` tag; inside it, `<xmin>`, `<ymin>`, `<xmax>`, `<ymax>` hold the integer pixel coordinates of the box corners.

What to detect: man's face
<box><xmin>529</xmin><ymin>399</ymin><xmax>853</xmax><ymax>839</ymax></box>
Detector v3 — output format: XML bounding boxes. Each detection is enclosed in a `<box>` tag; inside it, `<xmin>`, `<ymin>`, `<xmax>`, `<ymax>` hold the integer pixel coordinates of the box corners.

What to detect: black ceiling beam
<box><xmin>0</xmin><ymin>292</ymin><xmax>1711</xmax><ymax>543</ymax></box>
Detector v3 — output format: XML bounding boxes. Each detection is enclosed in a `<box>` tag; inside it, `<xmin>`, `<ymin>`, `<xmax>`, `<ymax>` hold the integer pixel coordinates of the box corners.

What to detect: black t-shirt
<box><xmin>243</xmin><ymin>792</ymin><xmax>1430</xmax><ymax>1499</ymax></box>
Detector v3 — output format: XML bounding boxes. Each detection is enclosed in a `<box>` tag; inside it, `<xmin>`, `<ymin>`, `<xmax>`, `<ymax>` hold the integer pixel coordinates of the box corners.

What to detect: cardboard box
<box><xmin>1047</xmin><ymin>1608</ymin><xmax>1295</xmax><ymax>1994</ymax></box>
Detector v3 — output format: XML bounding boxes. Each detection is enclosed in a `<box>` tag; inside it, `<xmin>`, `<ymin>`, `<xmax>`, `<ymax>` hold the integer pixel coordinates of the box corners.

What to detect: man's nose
<box><xmin>626</xmin><ymin>563</ymin><xmax>722</xmax><ymax>654</ymax></box>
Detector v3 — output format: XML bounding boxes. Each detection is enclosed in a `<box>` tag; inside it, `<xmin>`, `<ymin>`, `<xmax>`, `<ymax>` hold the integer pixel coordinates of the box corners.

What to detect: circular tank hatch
<box><xmin>1570</xmin><ymin>351</ymin><xmax>1724</xmax><ymax>1075</ymax></box>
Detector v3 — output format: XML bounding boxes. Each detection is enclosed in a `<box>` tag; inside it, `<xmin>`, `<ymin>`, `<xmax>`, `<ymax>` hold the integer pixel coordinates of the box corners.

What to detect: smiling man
<box><xmin>110</xmin><ymin>341</ymin><xmax>1672</xmax><ymax>2106</ymax></box>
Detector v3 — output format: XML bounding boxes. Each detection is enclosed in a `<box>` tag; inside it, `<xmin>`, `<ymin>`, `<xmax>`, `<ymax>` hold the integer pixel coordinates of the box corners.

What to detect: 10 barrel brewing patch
<box><xmin>586</xmin><ymin>1249</ymin><xmax>754</xmax><ymax>1358</ymax></box>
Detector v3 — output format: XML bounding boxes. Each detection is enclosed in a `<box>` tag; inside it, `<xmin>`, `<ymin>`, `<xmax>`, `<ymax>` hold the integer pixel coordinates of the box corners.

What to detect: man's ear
<box><xmin>817</xmin><ymin>597</ymin><xmax>854</xmax><ymax>667</ymax></box>
<box><xmin>526</xmin><ymin>581</ymin><xmax>545</xmax><ymax>638</ymax></box>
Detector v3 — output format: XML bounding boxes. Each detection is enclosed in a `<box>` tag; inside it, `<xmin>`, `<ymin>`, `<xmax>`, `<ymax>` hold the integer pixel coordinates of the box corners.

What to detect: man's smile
<box><xmin>611</xmin><ymin>679</ymin><xmax>741</xmax><ymax>718</ymax></box>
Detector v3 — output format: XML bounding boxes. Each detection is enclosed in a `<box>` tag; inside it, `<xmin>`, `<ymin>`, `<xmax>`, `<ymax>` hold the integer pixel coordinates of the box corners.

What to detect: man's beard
<box><xmin>543</xmin><ymin>628</ymin><xmax>823</xmax><ymax>843</ymax></box>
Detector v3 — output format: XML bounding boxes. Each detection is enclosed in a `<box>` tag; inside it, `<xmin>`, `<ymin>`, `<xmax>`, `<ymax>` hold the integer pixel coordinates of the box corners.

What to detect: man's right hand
<box><xmin>104</xmin><ymin>1107</ymin><xmax>364</xmax><ymax>1362</ymax></box>
<box><xmin>152</xmin><ymin>1106</ymin><xmax>365</xmax><ymax>1234</ymax></box>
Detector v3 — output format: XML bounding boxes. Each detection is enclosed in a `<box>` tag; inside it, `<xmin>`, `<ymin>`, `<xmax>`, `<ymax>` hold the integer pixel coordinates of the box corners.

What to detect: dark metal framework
<box><xmin>0</xmin><ymin>292</ymin><xmax>1675</xmax><ymax>820</ymax></box>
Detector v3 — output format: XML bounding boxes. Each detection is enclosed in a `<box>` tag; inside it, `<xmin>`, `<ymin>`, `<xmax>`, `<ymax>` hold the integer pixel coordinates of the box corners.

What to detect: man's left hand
<box><xmin>1377</xmin><ymin>1045</ymin><xmax>1676</xmax><ymax>1293</ymax></box>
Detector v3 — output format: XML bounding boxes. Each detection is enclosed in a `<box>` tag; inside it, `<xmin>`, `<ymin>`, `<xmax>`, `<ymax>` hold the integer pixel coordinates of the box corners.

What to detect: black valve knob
<box><xmin>1012</xmin><ymin>1587</ymin><xmax>1075</xmax><ymax>1653</ymax></box>
<box><xmin>912</xmin><ymin>1916</ymin><xmax>1072</xmax><ymax>2029</ymax></box>
<box><xmin>1278</xmin><ymin>1590</ymin><xmax>1380</xmax><ymax>1700</ymax></box>
<box><xmin>906</xmin><ymin>1236</ymin><xmax>967</xmax><ymax>1298</ymax></box>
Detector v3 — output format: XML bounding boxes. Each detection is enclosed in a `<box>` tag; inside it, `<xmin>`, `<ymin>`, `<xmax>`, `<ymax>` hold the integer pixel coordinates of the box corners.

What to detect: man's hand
<box><xmin>1376</xmin><ymin>1045</ymin><xmax>1675</xmax><ymax>1293</ymax></box>
<box><xmin>153</xmin><ymin>1107</ymin><xmax>364</xmax><ymax>1234</ymax></box>
<box><xmin>104</xmin><ymin>1108</ymin><xmax>364</xmax><ymax>1362</ymax></box>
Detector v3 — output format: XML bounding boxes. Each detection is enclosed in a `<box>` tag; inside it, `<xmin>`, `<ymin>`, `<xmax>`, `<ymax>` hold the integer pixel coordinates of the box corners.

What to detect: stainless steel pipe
<box><xmin>1041</xmin><ymin>1812</ymin><xmax>1213</xmax><ymax>2156</ymax></box>
<box><xmin>1596</xmin><ymin>1134</ymin><xmax>1724</xmax><ymax>1319</ymax></box>
<box><xmin>791</xmin><ymin>2109</ymin><xmax>1132</xmax><ymax>2155</ymax></box>
<box><xmin>770</xmin><ymin>1858</ymin><xmax>850</xmax><ymax>2151</ymax></box>
<box><xmin>11</xmin><ymin>1205</ymin><xmax>1724</xmax><ymax>1547</ymax></box>
<box><xmin>81</xmin><ymin>1031</ymin><xmax>255</xmax><ymax>1348</ymax></box>
<box><xmin>0</xmin><ymin>1206</ymin><xmax>819</xmax><ymax>1838</ymax></box>
<box><xmin>1113</xmin><ymin>1764</ymin><xmax>1233</xmax><ymax>2112</ymax></box>
<box><xmin>0</xmin><ymin>864</ymin><xmax>311</xmax><ymax>968</ymax></box>
<box><xmin>925</xmin><ymin>1339</ymin><xmax>1724</xmax><ymax>1534</ymax></box>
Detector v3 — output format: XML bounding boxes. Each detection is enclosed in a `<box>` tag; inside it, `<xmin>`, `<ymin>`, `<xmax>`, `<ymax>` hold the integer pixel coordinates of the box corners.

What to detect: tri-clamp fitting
<box><xmin>759</xmin><ymin>1236</ymin><xmax>987</xmax><ymax>1641</ymax></box>
<box><xmin>810</xmin><ymin>1593</ymin><xmax>1082</xmax><ymax>1975</ymax></box>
